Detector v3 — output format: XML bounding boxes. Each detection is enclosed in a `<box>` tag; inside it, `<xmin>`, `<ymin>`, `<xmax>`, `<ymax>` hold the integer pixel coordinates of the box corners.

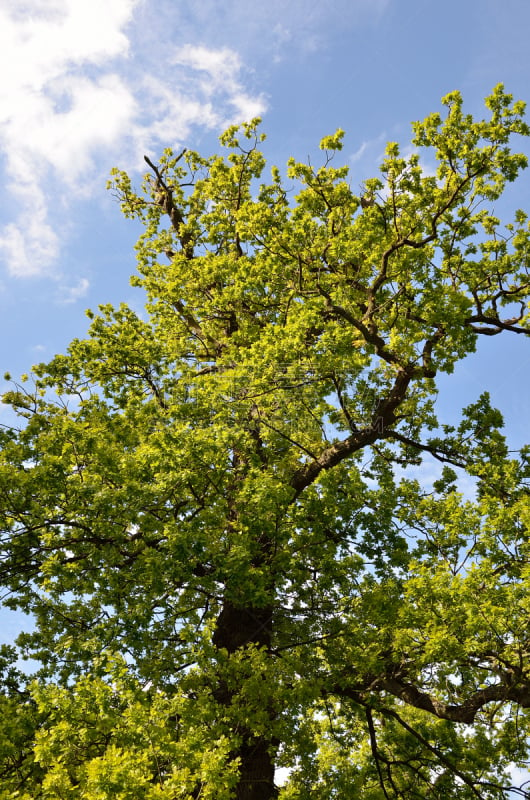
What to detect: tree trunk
<box><xmin>213</xmin><ymin>601</ymin><xmax>278</xmax><ymax>800</ymax></box>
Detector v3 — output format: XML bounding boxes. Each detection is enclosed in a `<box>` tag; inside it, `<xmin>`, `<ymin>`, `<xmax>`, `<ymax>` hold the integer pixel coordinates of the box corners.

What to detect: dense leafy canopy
<box><xmin>1</xmin><ymin>86</ymin><xmax>530</xmax><ymax>799</ymax></box>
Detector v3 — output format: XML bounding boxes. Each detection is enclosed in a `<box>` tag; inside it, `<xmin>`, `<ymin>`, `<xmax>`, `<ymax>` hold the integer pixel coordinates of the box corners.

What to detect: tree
<box><xmin>1</xmin><ymin>85</ymin><xmax>530</xmax><ymax>799</ymax></box>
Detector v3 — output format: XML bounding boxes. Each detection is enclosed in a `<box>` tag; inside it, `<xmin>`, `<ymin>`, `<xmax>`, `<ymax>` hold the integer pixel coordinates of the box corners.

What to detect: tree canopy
<box><xmin>1</xmin><ymin>85</ymin><xmax>530</xmax><ymax>799</ymax></box>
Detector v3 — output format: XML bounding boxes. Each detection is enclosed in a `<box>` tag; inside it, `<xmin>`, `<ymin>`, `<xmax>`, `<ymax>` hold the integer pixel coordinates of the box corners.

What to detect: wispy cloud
<box><xmin>137</xmin><ymin>45</ymin><xmax>266</xmax><ymax>159</ymax></box>
<box><xmin>0</xmin><ymin>185</ymin><xmax>60</xmax><ymax>278</ymax></box>
<box><xmin>347</xmin><ymin>132</ymin><xmax>389</xmax><ymax>192</ymax></box>
<box><xmin>0</xmin><ymin>0</ymin><xmax>391</xmax><ymax>282</ymax></box>
<box><xmin>56</xmin><ymin>277</ymin><xmax>90</xmax><ymax>304</ymax></box>
<box><xmin>164</xmin><ymin>0</ymin><xmax>391</xmax><ymax>60</ymax></box>
<box><xmin>0</xmin><ymin>0</ymin><xmax>266</xmax><ymax>280</ymax></box>
<box><xmin>171</xmin><ymin>45</ymin><xmax>265</xmax><ymax>121</ymax></box>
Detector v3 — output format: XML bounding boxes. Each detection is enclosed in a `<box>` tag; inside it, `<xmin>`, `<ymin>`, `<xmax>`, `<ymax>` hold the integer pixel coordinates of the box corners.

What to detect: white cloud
<box><xmin>350</xmin><ymin>141</ymin><xmax>370</xmax><ymax>164</ymax></box>
<box><xmin>0</xmin><ymin>221</ymin><xmax>58</xmax><ymax>279</ymax></box>
<box><xmin>0</xmin><ymin>182</ymin><xmax>60</xmax><ymax>278</ymax></box>
<box><xmin>229</xmin><ymin>92</ymin><xmax>267</xmax><ymax>123</ymax></box>
<box><xmin>57</xmin><ymin>277</ymin><xmax>90</xmax><ymax>304</ymax></box>
<box><xmin>170</xmin><ymin>45</ymin><xmax>266</xmax><ymax>121</ymax></box>
<box><xmin>0</xmin><ymin>0</ymin><xmax>135</xmax><ymax>86</ymax></box>
<box><xmin>0</xmin><ymin>0</ymin><xmax>266</xmax><ymax>280</ymax></box>
<box><xmin>137</xmin><ymin>47</ymin><xmax>266</xmax><ymax>159</ymax></box>
<box><xmin>4</xmin><ymin>73</ymin><xmax>136</xmax><ymax>185</ymax></box>
<box><xmin>172</xmin><ymin>45</ymin><xmax>242</xmax><ymax>89</ymax></box>
<box><xmin>0</xmin><ymin>0</ymin><xmax>139</xmax><ymax>278</ymax></box>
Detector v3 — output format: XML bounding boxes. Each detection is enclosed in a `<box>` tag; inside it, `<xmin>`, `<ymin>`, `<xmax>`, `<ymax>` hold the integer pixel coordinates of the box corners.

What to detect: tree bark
<box><xmin>213</xmin><ymin>601</ymin><xmax>278</xmax><ymax>800</ymax></box>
